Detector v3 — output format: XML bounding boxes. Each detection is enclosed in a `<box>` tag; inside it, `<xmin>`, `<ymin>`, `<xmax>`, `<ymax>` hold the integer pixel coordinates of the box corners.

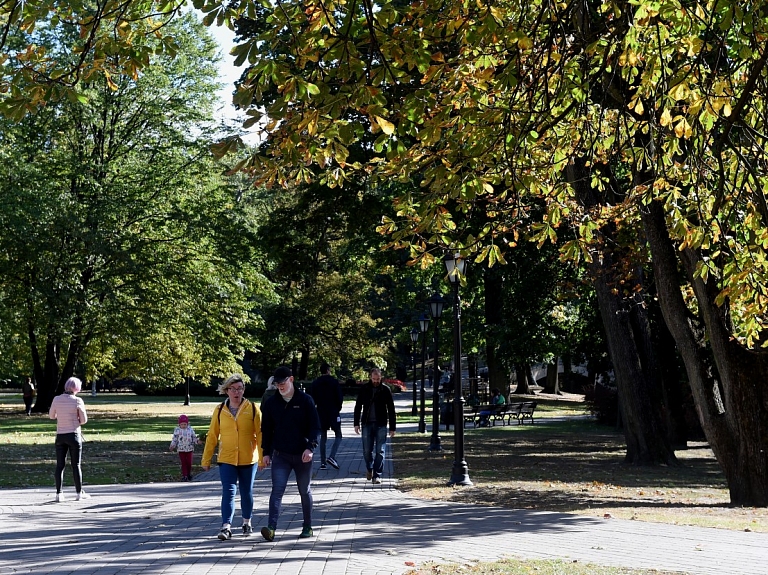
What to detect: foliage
<box><xmin>0</xmin><ymin>0</ymin><xmax>188</xmax><ymax>119</ymax></box>
<box><xmin>0</xmin><ymin>14</ymin><xmax>259</xmax><ymax>395</ymax></box>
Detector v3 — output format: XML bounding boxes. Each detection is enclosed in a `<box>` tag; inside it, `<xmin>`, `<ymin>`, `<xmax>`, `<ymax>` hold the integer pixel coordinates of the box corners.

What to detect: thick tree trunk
<box><xmin>568</xmin><ymin>160</ymin><xmax>677</xmax><ymax>465</ymax></box>
<box><xmin>544</xmin><ymin>360</ymin><xmax>561</xmax><ymax>394</ymax></box>
<box><xmin>513</xmin><ymin>363</ymin><xmax>531</xmax><ymax>394</ymax></box>
<box><xmin>484</xmin><ymin>268</ymin><xmax>509</xmax><ymax>393</ymax></box>
<box><xmin>642</xmin><ymin>200</ymin><xmax>768</xmax><ymax>505</ymax></box>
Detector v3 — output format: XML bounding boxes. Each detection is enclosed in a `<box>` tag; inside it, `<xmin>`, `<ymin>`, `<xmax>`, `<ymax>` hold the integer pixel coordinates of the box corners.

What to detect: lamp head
<box><xmin>410</xmin><ymin>327</ymin><xmax>420</xmax><ymax>343</ymax></box>
<box><xmin>418</xmin><ymin>313</ymin><xmax>431</xmax><ymax>333</ymax></box>
<box><xmin>444</xmin><ymin>252</ymin><xmax>466</xmax><ymax>284</ymax></box>
<box><xmin>427</xmin><ymin>292</ymin><xmax>446</xmax><ymax>319</ymax></box>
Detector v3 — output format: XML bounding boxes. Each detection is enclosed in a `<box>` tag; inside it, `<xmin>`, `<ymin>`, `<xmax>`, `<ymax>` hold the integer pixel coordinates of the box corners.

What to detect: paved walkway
<box><xmin>1</xmin><ymin>397</ymin><xmax>767</xmax><ymax>575</ymax></box>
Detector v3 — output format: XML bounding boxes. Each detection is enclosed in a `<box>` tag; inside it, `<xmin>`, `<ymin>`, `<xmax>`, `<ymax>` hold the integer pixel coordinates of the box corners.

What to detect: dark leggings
<box><xmin>55</xmin><ymin>433</ymin><xmax>83</xmax><ymax>493</ymax></box>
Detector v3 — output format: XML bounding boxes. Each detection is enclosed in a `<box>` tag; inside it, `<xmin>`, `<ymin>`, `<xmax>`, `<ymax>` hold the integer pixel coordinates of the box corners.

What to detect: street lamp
<box><xmin>418</xmin><ymin>313</ymin><xmax>431</xmax><ymax>433</ymax></box>
<box><xmin>427</xmin><ymin>292</ymin><xmax>445</xmax><ymax>451</ymax></box>
<box><xmin>445</xmin><ymin>252</ymin><xmax>472</xmax><ymax>486</ymax></box>
<box><xmin>410</xmin><ymin>327</ymin><xmax>419</xmax><ymax>415</ymax></box>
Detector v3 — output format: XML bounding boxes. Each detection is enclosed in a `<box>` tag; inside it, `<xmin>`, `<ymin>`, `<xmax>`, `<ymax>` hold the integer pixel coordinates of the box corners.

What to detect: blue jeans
<box><xmin>320</xmin><ymin>420</ymin><xmax>342</xmax><ymax>463</ymax></box>
<box><xmin>361</xmin><ymin>424</ymin><xmax>388</xmax><ymax>478</ymax></box>
<box><xmin>268</xmin><ymin>451</ymin><xmax>313</xmax><ymax>529</ymax></box>
<box><xmin>55</xmin><ymin>432</ymin><xmax>83</xmax><ymax>492</ymax></box>
<box><xmin>218</xmin><ymin>463</ymin><xmax>258</xmax><ymax>526</ymax></box>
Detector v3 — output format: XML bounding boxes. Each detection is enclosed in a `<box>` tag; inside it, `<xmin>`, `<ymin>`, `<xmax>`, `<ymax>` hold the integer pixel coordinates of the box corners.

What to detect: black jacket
<box><xmin>353</xmin><ymin>382</ymin><xmax>396</xmax><ymax>430</ymax></box>
<box><xmin>261</xmin><ymin>388</ymin><xmax>321</xmax><ymax>456</ymax></box>
<box><xmin>309</xmin><ymin>374</ymin><xmax>343</xmax><ymax>429</ymax></box>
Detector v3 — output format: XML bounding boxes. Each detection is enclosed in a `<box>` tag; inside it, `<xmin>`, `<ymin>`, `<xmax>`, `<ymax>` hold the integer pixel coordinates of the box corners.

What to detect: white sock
<box><xmin>243</xmin><ymin>518</ymin><xmax>251</xmax><ymax>526</ymax></box>
<box><xmin>222</xmin><ymin>523</ymin><xmax>231</xmax><ymax>530</ymax></box>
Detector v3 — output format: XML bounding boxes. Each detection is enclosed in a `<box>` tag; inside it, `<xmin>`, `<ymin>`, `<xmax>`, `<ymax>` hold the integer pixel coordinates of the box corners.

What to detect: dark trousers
<box><xmin>23</xmin><ymin>395</ymin><xmax>33</xmax><ymax>415</ymax></box>
<box><xmin>268</xmin><ymin>451</ymin><xmax>313</xmax><ymax>529</ymax></box>
<box><xmin>320</xmin><ymin>419</ymin><xmax>342</xmax><ymax>463</ymax></box>
<box><xmin>55</xmin><ymin>432</ymin><xmax>83</xmax><ymax>493</ymax></box>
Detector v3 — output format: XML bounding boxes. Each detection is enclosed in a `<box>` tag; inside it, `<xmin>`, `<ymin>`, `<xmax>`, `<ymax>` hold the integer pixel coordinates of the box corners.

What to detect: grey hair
<box><xmin>369</xmin><ymin>368</ymin><xmax>382</xmax><ymax>377</ymax></box>
<box><xmin>217</xmin><ymin>374</ymin><xmax>245</xmax><ymax>395</ymax></box>
<box><xmin>265</xmin><ymin>376</ymin><xmax>276</xmax><ymax>390</ymax></box>
<box><xmin>64</xmin><ymin>377</ymin><xmax>82</xmax><ymax>393</ymax></box>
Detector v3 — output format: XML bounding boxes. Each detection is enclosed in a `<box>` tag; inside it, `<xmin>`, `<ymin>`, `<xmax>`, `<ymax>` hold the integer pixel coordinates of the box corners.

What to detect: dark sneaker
<box><xmin>217</xmin><ymin>528</ymin><xmax>232</xmax><ymax>541</ymax></box>
<box><xmin>242</xmin><ymin>524</ymin><xmax>253</xmax><ymax>537</ymax></box>
<box><xmin>366</xmin><ymin>469</ymin><xmax>373</xmax><ymax>481</ymax></box>
<box><xmin>327</xmin><ymin>457</ymin><xmax>339</xmax><ymax>469</ymax></box>
<box><xmin>319</xmin><ymin>463</ymin><xmax>327</xmax><ymax>470</ymax></box>
<box><xmin>299</xmin><ymin>525</ymin><xmax>313</xmax><ymax>538</ymax></box>
<box><xmin>261</xmin><ymin>526</ymin><xmax>275</xmax><ymax>542</ymax></box>
<box><xmin>372</xmin><ymin>476</ymin><xmax>382</xmax><ymax>484</ymax></box>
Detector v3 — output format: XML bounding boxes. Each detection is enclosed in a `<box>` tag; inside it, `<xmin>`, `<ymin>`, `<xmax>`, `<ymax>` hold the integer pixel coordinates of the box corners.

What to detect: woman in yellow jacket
<box><xmin>202</xmin><ymin>374</ymin><xmax>263</xmax><ymax>540</ymax></box>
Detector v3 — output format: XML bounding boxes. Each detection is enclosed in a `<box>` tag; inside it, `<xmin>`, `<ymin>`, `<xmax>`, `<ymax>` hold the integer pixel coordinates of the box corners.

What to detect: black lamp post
<box><xmin>418</xmin><ymin>313</ymin><xmax>431</xmax><ymax>433</ymax></box>
<box><xmin>410</xmin><ymin>328</ymin><xmax>419</xmax><ymax>415</ymax></box>
<box><xmin>445</xmin><ymin>252</ymin><xmax>472</xmax><ymax>486</ymax></box>
<box><xmin>427</xmin><ymin>292</ymin><xmax>445</xmax><ymax>451</ymax></box>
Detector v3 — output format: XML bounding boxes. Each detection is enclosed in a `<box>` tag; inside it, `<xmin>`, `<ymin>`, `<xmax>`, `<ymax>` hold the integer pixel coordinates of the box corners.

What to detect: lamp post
<box><xmin>410</xmin><ymin>328</ymin><xmax>419</xmax><ymax>415</ymax></box>
<box><xmin>445</xmin><ymin>252</ymin><xmax>472</xmax><ymax>486</ymax></box>
<box><xmin>427</xmin><ymin>292</ymin><xmax>445</xmax><ymax>451</ymax></box>
<box><xmin>418</xmin><ymin>314</ymin><xmax>431</xmax><ymax>433</ymax></box>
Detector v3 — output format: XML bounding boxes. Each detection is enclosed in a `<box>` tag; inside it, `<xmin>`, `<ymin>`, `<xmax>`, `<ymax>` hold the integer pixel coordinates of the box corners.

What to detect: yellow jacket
<box><xmin>201</xmin><ymin>399</ymin><xmax>263</xmax><ymax>467</ymax></box>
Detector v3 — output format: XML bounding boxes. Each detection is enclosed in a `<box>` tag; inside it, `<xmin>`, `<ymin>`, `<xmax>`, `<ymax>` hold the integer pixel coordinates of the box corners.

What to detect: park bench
<box><xmin>513</xmin><ymin>401</ymin><xmax>537</xmax><ymax>424</ymax></box>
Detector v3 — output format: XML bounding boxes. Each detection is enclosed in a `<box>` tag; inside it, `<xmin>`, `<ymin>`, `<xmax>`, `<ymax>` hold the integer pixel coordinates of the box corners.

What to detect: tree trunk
<box><xmin>641</xmin><ymin>200</ymin><xmax>768</xmax><ymax>505</ymax></box>
<box><xmin>544</xmin><ymin>360</ymin><xmax>561</xmax><ymax>394</ymax></box>
<box><xmin>513</xmin><ymin>363</ymin><xmax>531</xmax><ymax>394</ymax></box>
<box><xmin>484</xmin><ymin>267</ymin><xmax>509</xmax><ymax>393</ymax></box>
<box><xmin>568</xmin><ymin>160</ymin><xmax>677</xmax><ymax>466</ymax></box>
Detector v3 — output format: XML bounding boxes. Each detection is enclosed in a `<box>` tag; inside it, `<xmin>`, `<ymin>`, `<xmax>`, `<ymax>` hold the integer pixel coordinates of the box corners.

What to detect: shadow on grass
<box><xmin>393</xmin><ymin>420</ymin><xmax>732</xmax><ymax>515</ymax></box>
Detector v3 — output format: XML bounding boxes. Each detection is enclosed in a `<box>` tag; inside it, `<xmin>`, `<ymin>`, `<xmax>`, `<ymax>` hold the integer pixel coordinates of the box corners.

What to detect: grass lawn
<box><xmin>392</xmin><ymin>396</ymin><xmax>768</xmax><ymax>533</ymax></box>
<box><xmin>405</xmin><ymin>558</ymin><xmax>683</xmax><ymax>575</ymax></box>
<box><xmin>0</xmin><ymin>392</ymin><xmax>224</xmax><ymax>487</ymax></box>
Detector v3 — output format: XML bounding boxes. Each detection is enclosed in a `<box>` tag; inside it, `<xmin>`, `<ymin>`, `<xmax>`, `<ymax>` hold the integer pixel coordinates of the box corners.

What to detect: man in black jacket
<box><xmin>353</xmin><ymin>368</ymin><xmax>396</xmax><ymax>484</ymax></box>
<box><xmin>309</xmin><ymin>362</ymin><xmax>343</xmax><ymax>470</ymax></box>
<box><xmin>260</xmin><ymin>366</ymin><xmax>321</xmax><ymax>541</ymax></box>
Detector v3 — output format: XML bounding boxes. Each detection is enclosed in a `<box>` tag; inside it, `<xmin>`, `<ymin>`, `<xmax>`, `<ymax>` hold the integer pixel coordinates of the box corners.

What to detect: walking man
<box><xmin>22</xmin><ymin>376</ymin><xmax>35</xmax><ymax>416</ymax></box>
<box><xmin>260</xmin><ymin>366</ymin><xmax>321</xmax><ymax>541</ymax></box>
<box><xmin>310</xmin><ymin>361</ymin><xmax>343</xmax><ymax>470</ymax></box>
<box><xmin>353</xmin><ymin>368</ymin><xmax>396</xmax><ymax>484</ymax></box>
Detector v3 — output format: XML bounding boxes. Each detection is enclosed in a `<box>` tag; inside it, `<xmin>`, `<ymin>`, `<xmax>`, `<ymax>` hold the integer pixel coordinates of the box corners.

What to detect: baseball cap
<box><xmin>273</xmin><ymin>366</ymin><xmax>293</xmax><ymax>383</ymax></box>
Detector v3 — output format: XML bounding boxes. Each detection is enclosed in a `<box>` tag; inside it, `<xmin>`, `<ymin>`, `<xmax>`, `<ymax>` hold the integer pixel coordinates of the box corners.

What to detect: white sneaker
<box><xmin>76</xmin><ymin>491</ymin><xmax>91</xmax><ymax>501</ymax></box>
<box><xmin>55</xmin><ymin>493</ymin><xmax>66</xmax><ymax>502</ymax></box>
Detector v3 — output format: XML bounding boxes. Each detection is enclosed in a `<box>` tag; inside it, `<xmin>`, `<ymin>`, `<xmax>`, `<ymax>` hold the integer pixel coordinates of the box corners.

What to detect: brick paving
<box><xmin>1</xmin><ymin>398</ymin><xmax>766</xmax><ymax>575</ymax></box>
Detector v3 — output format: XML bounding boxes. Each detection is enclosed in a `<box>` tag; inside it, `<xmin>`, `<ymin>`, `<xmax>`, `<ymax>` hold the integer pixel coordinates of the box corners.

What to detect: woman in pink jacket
<box><xmin>49</xmin><ymin>377</ymin><xmax>89</xmax><ymax>502</ymax></box>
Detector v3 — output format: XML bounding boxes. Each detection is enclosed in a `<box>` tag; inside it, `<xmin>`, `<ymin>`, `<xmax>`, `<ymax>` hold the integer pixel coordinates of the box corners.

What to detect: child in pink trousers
<box><xmin>169</xmin><ymin>415</ymin><xmax>200</xmax><ymax>481</ymax></box>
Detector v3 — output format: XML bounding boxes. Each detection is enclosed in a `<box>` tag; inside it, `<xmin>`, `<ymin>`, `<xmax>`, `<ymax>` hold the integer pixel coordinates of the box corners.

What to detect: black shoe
<box><xmin>327</xmin><ymin>457</ymin><xmax>339</xmax><ymax>469</ymax></box>
<box><xmin>261</xmin><ymin>526</ymin><xmax>275</xmax><ymax>542</ymax></box>
<box><xmin>242</xmin><ymin>524</ymin><xmax>253</xmax><ymax>537</ymax></box>
<box><xmin>319</xmin><ymin>463</ymin><xmax>327</xmax><ymax>470</ymax></box>
<box><xmin>217</xmin><ymin>528</ymin><xmax>232</xmax><ymax>540</ymax></box>
<box><xmin>366</xmin><ymin>469</ymin><xmax>373</xmax><ymax>481</ymax></box>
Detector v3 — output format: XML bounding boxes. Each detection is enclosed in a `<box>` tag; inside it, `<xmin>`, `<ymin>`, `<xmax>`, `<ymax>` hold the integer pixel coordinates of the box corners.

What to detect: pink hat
<box><xmin>178</xmin><ymin>414</ymin><xmax>189</xmax><ymax>424</ymax></box>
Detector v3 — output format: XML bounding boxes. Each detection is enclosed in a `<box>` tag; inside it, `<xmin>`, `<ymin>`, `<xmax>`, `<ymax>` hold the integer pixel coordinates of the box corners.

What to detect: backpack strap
<box><xmin>217</xmin><ymin>400</ymin><xmax>257</xmax><ymax>425</ymax></box>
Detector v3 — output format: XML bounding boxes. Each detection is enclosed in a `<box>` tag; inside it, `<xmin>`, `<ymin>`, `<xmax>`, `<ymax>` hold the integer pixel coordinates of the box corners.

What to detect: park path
<box><xmin>0</xmin><ymin>397</ymin><xmax>766</xmax><ymax>575</ymax></box>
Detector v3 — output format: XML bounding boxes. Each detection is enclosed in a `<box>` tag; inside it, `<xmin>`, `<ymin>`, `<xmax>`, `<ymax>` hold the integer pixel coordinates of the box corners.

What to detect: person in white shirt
<box><xmin>49</xmin><ymin>377</ymin><xmax>89</xmax><ymax>502</ymax></box>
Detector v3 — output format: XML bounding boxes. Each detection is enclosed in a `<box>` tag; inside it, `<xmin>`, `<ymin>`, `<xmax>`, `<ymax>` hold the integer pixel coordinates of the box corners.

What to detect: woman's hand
<box><xmin>201</xmin><ymin>465</ymin><xmax>210</xmax><ymax>472</ymax></box>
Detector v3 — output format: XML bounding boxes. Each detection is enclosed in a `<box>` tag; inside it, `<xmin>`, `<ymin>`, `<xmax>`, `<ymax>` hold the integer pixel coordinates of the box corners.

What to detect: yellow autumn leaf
<box><xmin>375</xmin><ymin>115</ymin><xmax>395</xmax><ymax>135</ymax></box>
<box><xmin>659</xmin><ymin>108</ymin><xmax>672</xmax><ymax>126</ymax></box>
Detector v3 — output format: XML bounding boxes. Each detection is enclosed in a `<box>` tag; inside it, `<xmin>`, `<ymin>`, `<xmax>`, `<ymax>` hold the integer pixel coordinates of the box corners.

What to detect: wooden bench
<box><xmin>513</xmin><ymin>401</ymin><xmax>537</xmax><ymax>424</ymax></box>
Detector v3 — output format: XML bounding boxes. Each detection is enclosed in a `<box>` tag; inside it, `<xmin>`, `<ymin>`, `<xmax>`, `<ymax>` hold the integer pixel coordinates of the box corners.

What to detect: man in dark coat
<box><xmin>309</xmin><ymin>362</ymin><xmax>343</xmax><ymax>470</ymax></box>
<box><xmin>260</xmin><ymin>366</ymin><xmax>321</xmax><ymax>541</ymax></box>
<box><xmin>353</xmin><ymin>368</ymin><xmax>396</xmax><ymax>484</ymax></box>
